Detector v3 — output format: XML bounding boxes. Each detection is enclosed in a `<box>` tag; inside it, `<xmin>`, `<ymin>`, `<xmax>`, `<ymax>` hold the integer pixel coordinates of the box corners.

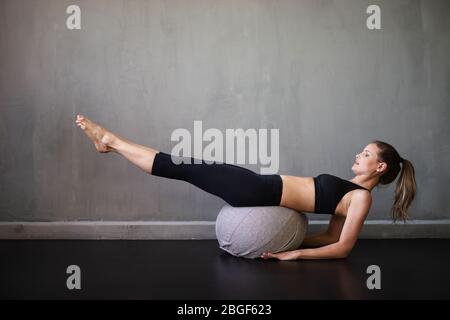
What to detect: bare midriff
<box><xmin>279</xmin><ymin>175</ymin><xmax>316</xmax><ymax>213</ymax></box>
<box><xmin>279</xmin><ymin>174</ymin><xmax>357</xmax><ymax>217</ymax></box>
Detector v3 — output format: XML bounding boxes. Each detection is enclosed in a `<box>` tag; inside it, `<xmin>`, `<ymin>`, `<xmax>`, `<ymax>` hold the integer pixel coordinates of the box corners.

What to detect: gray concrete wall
<box><xmin>1</xmin><ymin>0</ymin><xmax>449</xmax><ymax>229</ymax></box>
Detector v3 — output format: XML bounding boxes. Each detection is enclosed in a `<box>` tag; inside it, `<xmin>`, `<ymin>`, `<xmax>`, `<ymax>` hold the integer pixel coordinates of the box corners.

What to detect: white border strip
<box><xmin>0</xmin><ymin>220</ymin><xmax>449</xmax><ymax>239</ymax></box>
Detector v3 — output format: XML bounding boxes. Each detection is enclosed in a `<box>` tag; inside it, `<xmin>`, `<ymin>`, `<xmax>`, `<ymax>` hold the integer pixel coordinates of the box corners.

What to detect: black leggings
<box><xmin>151</xmin><ymin>152</ymin><xmax>283</xmax><ymax>207</ymax></box>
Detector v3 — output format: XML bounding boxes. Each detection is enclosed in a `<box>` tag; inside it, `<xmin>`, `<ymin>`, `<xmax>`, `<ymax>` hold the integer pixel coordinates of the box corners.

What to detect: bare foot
<box><xmin>75</xmin><ymin>115</ymin><xmax>116</xmax><ymax>153</ymax></box>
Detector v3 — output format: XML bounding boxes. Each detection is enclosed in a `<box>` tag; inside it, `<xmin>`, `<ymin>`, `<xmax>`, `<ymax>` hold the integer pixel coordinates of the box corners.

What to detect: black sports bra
<box><xmin>313</xmin><ymin>174</ymin><xmax>369</xmax><ymax>215</ymax></box>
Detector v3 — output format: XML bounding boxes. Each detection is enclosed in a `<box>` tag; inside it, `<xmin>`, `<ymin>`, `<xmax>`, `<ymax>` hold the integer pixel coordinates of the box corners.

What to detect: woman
<box><xmin>75</xmin><ymin>115</ymin><xmax>417</xmax><ymax>260</ymax></box>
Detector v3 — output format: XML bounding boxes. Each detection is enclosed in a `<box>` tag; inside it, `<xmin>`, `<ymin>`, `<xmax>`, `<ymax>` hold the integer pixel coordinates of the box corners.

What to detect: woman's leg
<box><xmin>75</xmin><ymin>115</ymin><xmax>158</xmax><ymax>174</ymax></box>
<box><xmin>75</xmin><ymin>115</ymin><xmax>283</xmax><ymax>207</ymax></box>
<box><xmin>151</xmin><ymin>151</ymin><xmax>283</xmax><ymax>207</ymax></box>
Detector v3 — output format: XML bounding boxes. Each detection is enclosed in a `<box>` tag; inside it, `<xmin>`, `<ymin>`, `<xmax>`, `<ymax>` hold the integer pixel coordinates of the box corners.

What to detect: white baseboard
<box><xmin>0</xmin><ymin>220</ymin><xmax>449</xmax><ymax>239</ymax></box>
<box><xmin>0</xmin><ymin>219</ymin><xmax>450</xmax><ymax>240</ymax></box>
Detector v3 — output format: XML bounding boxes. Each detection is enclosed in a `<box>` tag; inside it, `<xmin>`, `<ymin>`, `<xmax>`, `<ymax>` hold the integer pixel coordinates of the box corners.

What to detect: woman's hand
<box><xmin>260</xmin><ymin>250</ymin><xmax>300</xmax><ymax>261</ymax></box>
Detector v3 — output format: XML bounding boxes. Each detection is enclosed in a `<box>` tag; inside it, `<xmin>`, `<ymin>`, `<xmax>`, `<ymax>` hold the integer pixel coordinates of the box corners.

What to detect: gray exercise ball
<box><xmin>215</xmin><ymin>205</ymin><xmax>308</xmax><ymax>259</ymax></box>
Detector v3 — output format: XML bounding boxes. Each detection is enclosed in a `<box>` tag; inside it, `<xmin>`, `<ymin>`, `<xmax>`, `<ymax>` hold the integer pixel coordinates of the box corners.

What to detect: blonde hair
<box><xmin>372</xmin><ymin>140</ymin><xmax>417</xmax><ymax>222</ymax></box>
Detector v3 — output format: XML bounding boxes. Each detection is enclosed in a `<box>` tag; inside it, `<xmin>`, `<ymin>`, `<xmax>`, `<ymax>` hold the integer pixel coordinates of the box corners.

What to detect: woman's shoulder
<box><xmin>349</xmin><ymin>188</ymin><xmax>372</xmax><ymax>205</ymax></box>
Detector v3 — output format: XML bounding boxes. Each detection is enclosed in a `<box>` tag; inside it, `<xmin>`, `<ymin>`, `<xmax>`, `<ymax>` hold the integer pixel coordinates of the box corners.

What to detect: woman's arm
<box><xmin>300</xmin><ymin>214</ymin><xmax>346</xmax><ymax>248</ymax></box>
<box><xmin>261</xmin><ymin>191</ymin><xmax>372</xmax><ymax>260</ymax></box>
<box><xmin>300</xmin><ymin>232</ymin><xmax>336</xmax><ymax>248</ymax></box>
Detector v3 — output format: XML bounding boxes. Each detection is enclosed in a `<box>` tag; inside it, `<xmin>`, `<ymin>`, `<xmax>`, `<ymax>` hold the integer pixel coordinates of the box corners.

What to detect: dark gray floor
<box><xmin>0</xmin><ymin>239</ymin><xmax>449</xmax><ymax>299</ymax></box>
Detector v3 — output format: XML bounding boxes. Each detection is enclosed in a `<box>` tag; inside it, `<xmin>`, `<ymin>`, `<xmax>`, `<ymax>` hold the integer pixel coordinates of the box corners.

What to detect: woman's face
<box><xmin>352</xmin><ymin>143</ymin><xmax>385</xmax><ymax>175</ymax></box>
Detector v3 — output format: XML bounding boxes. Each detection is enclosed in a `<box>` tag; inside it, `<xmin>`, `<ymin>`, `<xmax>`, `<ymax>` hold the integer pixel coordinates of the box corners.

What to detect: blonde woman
<box><xmin>75</xmin><ymin>115</ymin><xmax>417</xmax><ymax>260</ymax></box>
